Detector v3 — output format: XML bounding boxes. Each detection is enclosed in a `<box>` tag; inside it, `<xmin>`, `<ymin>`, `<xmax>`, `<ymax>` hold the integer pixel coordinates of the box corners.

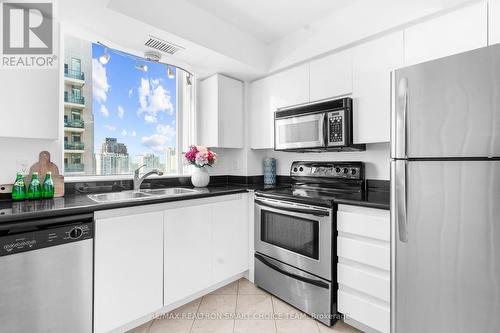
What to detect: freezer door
<box><xmin>392</xmin><ymin>44</ymin><xmax>500</xmax><ymax>159</ymax></box>
<box><xmin>391</xmin><ymin>160</ymin><xmax>500</xmax><ymax>333</ymax></box>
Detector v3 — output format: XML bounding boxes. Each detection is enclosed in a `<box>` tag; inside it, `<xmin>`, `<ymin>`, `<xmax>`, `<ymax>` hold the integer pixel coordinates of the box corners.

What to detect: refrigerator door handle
<box><xmin>392</xmin><ymin>76</ymin><xmax>408</xmax><ymax>158</ymax></box>
<box><xmin>393</xmin><ymin>160</ymin><xmax>408</xmax><ymax>242</ymax></box>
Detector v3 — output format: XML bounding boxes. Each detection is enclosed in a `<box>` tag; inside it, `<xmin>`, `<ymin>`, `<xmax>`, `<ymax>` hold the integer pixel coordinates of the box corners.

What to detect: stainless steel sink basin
<box><xmin>141</xmin><ymin>188</ymin><xmax>200</xmax><ymax>196</ymax></box>
<box><xmin>87</xmin><ymin>187</ymin><xmax>201</xmax><ymax>203</ymax></box>
<box><xmin>88</xmin><ymin>191</ymin><xmax>152</xmax><ymax>203</ymax></box>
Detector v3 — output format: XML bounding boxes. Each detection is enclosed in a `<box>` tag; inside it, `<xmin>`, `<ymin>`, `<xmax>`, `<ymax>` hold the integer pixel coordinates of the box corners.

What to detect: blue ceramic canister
<box><xmin>263</xmin><ymin>157</ymin><xmax>276</xmax><ymax>185</ymax></box>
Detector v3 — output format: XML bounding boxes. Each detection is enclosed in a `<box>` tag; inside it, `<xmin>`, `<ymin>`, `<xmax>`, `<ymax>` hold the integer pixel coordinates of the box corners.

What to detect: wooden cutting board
<box><xmin>26</xmin><ymin>151</ymin><xmax>64</xmax><ymax>197</ymax></box>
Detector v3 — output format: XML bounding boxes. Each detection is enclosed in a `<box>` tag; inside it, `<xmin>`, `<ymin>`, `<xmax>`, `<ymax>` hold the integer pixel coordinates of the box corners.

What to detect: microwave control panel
<box><xmin>328</xmin><ymin>110</ymin><xmax>345</xmax><ymax>146</ymax></box>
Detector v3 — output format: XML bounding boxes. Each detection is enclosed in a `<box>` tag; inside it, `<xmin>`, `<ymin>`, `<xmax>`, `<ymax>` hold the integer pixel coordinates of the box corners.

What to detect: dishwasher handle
<box><xmin>0</xmin><ymin>213</ymin><xmax>94</xmax><ymax>234</ymax></box>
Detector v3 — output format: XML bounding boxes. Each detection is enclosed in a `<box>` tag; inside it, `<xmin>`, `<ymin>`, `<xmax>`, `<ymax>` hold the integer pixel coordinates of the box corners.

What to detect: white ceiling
<box><xmin>186</xmin><ymin>0</ymin><xmax>355</xmax><ymax>44</ymax></box>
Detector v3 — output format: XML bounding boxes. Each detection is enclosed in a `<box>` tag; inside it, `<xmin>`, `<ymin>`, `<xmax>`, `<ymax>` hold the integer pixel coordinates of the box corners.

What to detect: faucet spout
<box><xmin>133</xmin><ymin>165</ymin><xmax>164</xmax><ymax>191</ymax></box>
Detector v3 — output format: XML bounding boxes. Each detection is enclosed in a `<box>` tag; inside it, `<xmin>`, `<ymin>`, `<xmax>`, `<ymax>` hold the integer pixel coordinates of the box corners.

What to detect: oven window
<box><xmin>278</xmin><ymin>120</ymin><xmax>320</xmax><ymax>144</ymax></box>
<box><xmin>260</xmin><ymin>210</ymin><xmax>319</xmax><ymax>259</ymax></box>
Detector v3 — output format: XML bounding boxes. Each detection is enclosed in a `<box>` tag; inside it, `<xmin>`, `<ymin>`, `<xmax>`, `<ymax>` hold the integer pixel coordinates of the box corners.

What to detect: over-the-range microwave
<box><xmin>274</xmin><ymin>97</ymin><xmax>365</xmax><ymax>152</ymax></box>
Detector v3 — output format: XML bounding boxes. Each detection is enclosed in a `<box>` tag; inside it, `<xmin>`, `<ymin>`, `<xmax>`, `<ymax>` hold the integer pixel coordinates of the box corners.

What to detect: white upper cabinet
<box><xmin>249</xmin><ymin>78</ymin><xmax>274</xmax><ymax>149</ymax></box>
<box><xmin>309</xmin><ymin>49</ymin><xmax>352</xmax><ymax>102</ymax></box>
<box><xmin>248</xmin><ymin>64</ymin><xmax>309</xmax><ymax>149</ymax></box>
<box><xmin>198</xmin><ymin>74</ymin><xmax>244</xmax><ymax>148</ymax></box>
<box><xmin>490</xmin><ymin>0</ymin><xmax>500</xmax><ymax>45</ymax></box>
<box><xmin>352</xmin><ymin>32</ymin><xmax>404</xmax><ymax>144</ymax></box>
<box><xmin>404</xmin><ymin>2</ymin><xmax>488</xmax><ymax>66</ymax></box>
<box><xmin>269</xmin><ymin>63</ymin><xmax>310</xmax><ymax>109</ymax></box>
<box><xmin>0</xmin><ymin>68</ymin><xmax>60</xmax><ymax>139</ymax></box>
<box><xmin>94</xmin><ymin>210</ymin><xmax>164</xmax><ymax>333</ymax></box>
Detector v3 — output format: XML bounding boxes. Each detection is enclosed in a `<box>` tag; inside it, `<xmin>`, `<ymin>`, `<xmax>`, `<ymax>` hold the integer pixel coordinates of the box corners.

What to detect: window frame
<box><xmin>63</xmin><ymin>43</ymin><xmax>196</xmax><ymax>181</ymax></box>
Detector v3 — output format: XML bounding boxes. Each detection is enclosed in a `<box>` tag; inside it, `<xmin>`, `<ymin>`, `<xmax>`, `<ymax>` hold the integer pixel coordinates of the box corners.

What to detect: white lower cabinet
<box><xmin>212</xmin><ymin>197</ymin><xmax>248</xmax><ymax>282</ymax></box>
<box><xmin>337</xmin><ymin>205</ymin><xmax>390</xmax><ymax>333</ymax></box>
<box><xmin>94</xmin><ymin>194</ymin><xmax>249</xmax><ymax>332</ymax></box>
<box><xmin>163</xmin><ymin>204</ymin><xmax>213</xmax><ymax>305</ymax></box>
<box><xmin>163</xmin><ymin>194</ymin><xmax>249</xmax><ymax>305</ymax></box>
<box><xmin>94</xmin><ymin>209</ymin><xmax>164</xmax><ymax>333</ymax></box>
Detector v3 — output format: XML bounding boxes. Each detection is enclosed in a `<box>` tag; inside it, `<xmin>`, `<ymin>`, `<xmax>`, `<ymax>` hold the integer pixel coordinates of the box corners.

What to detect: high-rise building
<box><xmin>63</xmin><ymin>35</ymin><xmax>94</xmax><ymax>175</ymax></box>
<box><xmin>138</xmin><ymin>153</ymin><xmax>160</xmax><ymax>173</ymax></box>
<box><xmin>165</xmin><ymin>147</ymin><xmax>177</xmax><ymax>174</ymax></box>
<box><xmin>95</xmin><ymin>138</ymin><xmax>130</xmax><ymax>175</ymax></box>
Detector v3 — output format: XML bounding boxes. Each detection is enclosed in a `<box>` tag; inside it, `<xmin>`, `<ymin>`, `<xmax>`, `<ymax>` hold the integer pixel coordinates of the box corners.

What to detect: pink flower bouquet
<box><xmin>184</xmin><ymin>145</ymin><xmax>217</xmax><ymax>168</ymax></box>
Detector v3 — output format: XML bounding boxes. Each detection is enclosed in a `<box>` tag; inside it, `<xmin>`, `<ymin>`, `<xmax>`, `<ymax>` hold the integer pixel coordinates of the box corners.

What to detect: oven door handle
<box><xmin>255</xmin><ymin>253</ymin><xmax>330</xmax><ymax>289</ymax></box>
<box><xmin>255</xmin><ymin>199</ymin><xmax>330</xmax><ymax>217</ymax></box>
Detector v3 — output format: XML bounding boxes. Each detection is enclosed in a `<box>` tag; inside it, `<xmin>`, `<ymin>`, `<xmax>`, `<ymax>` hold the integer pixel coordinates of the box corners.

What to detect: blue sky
<box><xmin>92</xmin><ymin>43</ymin><xmax>177</xmax><ymax>163</ymax></box>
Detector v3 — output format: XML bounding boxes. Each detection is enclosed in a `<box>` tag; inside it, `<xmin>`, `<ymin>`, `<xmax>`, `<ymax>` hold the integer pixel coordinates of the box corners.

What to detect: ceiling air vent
<box><xmin>144</xmin><ymin>36</ymin><xmax>184</xmax><ymax>55</ymax></box>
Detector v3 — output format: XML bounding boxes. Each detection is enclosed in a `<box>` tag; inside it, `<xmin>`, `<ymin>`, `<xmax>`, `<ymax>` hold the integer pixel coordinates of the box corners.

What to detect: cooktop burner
<box><xmin>256</xmin><ymin>161</ymin><xmax>365</xmax><ymax>207</ymax></box>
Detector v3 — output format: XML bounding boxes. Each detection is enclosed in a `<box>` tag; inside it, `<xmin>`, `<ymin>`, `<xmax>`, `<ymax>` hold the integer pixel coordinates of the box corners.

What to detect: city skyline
<box><xmin>94</xmin><ymin>137</ymin><xmax>177</xmax><ymax>175</ymax></box>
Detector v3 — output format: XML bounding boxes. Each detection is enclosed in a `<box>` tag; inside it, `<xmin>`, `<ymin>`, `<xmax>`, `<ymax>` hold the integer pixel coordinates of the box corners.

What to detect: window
<box><xmin>71</xmin><ymin>109</ymin><xmax>81</xmax><ymax>120</ymax></box>
<box><xmin>71</xmin><ymin>58</ymin><xmax>81</xmax><ymax>73</ymax></box>
<box><xmin>63</xmin><ymin>35</ymin><xmax>194</xmax><ymax>177</ymax></box>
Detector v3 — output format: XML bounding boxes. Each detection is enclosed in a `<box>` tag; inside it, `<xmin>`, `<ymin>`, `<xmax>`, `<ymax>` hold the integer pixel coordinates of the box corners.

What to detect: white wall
<box><xmin>208</xmin><ymin>148</ymin><xmax>247</xmax><ymax>176</ymax></box>
<box><xmin>0</xmin><ymin>138</ymin><xmax>63</xmax><ymax>185</ymax></box>
<box><xmin>247</xmin><ymin>143</ymin><xmax>390</xmax><ymax>180</ymax></box>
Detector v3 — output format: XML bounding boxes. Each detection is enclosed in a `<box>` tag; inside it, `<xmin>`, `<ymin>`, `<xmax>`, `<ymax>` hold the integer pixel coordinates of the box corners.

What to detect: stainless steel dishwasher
<box><xmin>0</xmin><ymin>213</ymin><xmax>94</xmax><ymax>333</ymax></box>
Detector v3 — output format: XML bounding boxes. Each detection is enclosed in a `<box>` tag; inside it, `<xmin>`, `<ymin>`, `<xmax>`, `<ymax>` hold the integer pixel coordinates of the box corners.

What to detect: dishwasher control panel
<box><xmin>0</xmin><ymin>222</ymin><xmax>93</xmax><ymax>257</ymax></box>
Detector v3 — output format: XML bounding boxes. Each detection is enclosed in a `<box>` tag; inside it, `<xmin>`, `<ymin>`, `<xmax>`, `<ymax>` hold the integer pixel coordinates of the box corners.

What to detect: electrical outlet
<box><xmin>0</xmin><ymin>184</ymin><xmax>13</xmax><ymax>194</ymax></box>
<box><xmin>16</xmin><ymin>160</ymin><xmax>30</xmax><ymax>175</ymax></box>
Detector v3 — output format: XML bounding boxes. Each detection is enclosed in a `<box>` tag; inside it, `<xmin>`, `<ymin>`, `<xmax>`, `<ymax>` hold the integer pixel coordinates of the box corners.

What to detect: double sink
<box><xmin>88</xmin><ymin>188</ymin><xmax>202</xmax><ymax>203</ymax></box>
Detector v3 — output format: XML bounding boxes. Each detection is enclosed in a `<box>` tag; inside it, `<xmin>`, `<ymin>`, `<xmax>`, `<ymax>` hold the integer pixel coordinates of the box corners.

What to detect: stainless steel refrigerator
<box><xmin>391</xmin><ymin>44</ymin><xmax>500</xmax><ymax>333</ymax></box>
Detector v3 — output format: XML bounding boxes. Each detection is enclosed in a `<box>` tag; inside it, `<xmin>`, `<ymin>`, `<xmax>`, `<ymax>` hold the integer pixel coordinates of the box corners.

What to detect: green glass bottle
<box><xmin>42</xmin><ymin>172</ymin><xmax>55</xmax><ymax>199</ymax></box>
<box><xmin>11</xmin><ymin>172</ymin><xmax>26</xmax><ymax>201</ymax></box>
<box><xmin>27</xmin><ymin>172</ymin><xmax>42</xmax><ymax>200</ymax></box>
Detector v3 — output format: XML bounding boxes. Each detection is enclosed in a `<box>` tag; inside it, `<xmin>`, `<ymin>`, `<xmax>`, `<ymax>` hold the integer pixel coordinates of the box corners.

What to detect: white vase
<box><xmin>191</xmin><ymin>166</ymin><xmax>210</xmax><ymax>187</ymax></box>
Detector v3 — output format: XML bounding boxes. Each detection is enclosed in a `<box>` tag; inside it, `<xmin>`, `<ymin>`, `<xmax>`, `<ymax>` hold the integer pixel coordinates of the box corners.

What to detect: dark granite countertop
<box><xmin>333</xmin><ymin>179</ymin><xmax>390</xmax><ymax>210</ymax></box>
<box><xmin>0</xmin><ymin>177</ymin><xmax>388</xmax><ymax>226</ymax></box>
<box><xmin>0</xmin><ymin>183</ymin><xmax>290</xmax><ymax>226</ymax></box>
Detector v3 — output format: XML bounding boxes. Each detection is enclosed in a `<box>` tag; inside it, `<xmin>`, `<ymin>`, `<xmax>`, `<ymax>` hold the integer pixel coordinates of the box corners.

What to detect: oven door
<box><xmin>254</xmin><ymin>197</ymin><xmax>333</xmax><ymax>280</ymax></box>
<box><xmin>274</xmin><ymin>113</ymin><xmax>325</xmax><ymax>150</ymax></box>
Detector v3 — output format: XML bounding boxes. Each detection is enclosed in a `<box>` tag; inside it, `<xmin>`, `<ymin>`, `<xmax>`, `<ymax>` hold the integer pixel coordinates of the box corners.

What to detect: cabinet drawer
<box><xmin>337</xmin><ymin>236</ymin><xmax>389</xmax><ymax>270</ymax></box>
<box><xmin>337</xmin><ymin>210</ymin><xmax>389</xmax><ymax>241</ymax></box>
<box><xmin>338</xmin><ymin>263</ymin><xmax>390</xmax><ymax>302</ymax></box>
<box><xmin>338</xmin><ymin>289</ymin><xmax>390</xmax><ymax>333</ymax></box>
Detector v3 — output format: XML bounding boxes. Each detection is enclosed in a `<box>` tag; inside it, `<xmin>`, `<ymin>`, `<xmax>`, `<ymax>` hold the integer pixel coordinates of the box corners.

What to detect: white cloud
<box><xmin>99</xmin><ymin>104</ymin><xmax>109</xmax><ymax>117</ymax></box>
<box><xmin>128</xmin><ymin>88</ymin><xmax>133</xmax><ymax>98</ymax></box>
<box><xmin>117</xmin><ymin>105</ymin><xmax>125</xmax><ymax>119</ymax></box>
<box><xmin>103</xmin><ymin>124</ymin><xmax>116</xmax><ymax>131</ymax></box>
<box><xmin>141</xmin><ymin>124</ymin><xmax>176</xmax><ymax>153</ymax></box>
<box><xmin>156</xmin><ymin>124</ymin><xmax>175</xmax><ymax>138</ymax></box>
<box><xmin>141</xmin><ymin>134</ymin><xmax>169</xmax><ymax>153</ymax></box>
<box><xmin>92</xmin><ymin>58</ymin><xmax>110</xmax><ymax>103</ymax></box>
<box><xmin>144</xmin><ymin>114</ymin><xmax>156</xmax><ymax>123</ymax></box>
<box><xmin>131</xmin><ymin>130</ymin><xmax>137</xmax><ymax>137</ymax></box>
<box><xmin>137</xmin><ymin>77</ymin><xmax>174</xmax><ymax>123</ymax></box>
<box><xmin>121</xmin><ymin>129</ymin><xmax>127</xmax><ymax>136</ymax></box>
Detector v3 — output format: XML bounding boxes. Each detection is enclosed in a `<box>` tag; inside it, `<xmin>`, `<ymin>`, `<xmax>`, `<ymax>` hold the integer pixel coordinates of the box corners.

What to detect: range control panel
<box><xmin>0</xmin><ymin>222</ymin><xmax>93</xmax><ymax>257</ymax></box>
<box><xmin>291</xmin><ymin>161</ymin><xmax>364</xmax><ymax>180</ymax></box>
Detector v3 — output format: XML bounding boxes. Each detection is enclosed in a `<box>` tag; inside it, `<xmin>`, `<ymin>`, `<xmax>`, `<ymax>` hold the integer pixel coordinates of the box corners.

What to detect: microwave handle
<box><xmin>323</xmin><ymin>112</ymin><xmax>328</xmax><ymax>146</ymax></box>
<box><xmin>255</xmin><ymin>253</ymin><xmax>330</xmax><ymax>289</ymax></box>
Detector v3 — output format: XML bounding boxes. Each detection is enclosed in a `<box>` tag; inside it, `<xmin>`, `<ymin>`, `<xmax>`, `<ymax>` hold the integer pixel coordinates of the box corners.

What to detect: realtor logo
<box><xmin>1</xmin><ymin>1</ymin><xmax>56</xmax><ymax>68</ymax></box>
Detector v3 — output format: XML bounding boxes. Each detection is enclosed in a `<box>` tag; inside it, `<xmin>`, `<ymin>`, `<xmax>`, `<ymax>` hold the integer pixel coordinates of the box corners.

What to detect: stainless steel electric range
<box><xmin>254</xmin><ymin>161</ymin><xmax>364</xmax><ymax>326</ymax></box>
